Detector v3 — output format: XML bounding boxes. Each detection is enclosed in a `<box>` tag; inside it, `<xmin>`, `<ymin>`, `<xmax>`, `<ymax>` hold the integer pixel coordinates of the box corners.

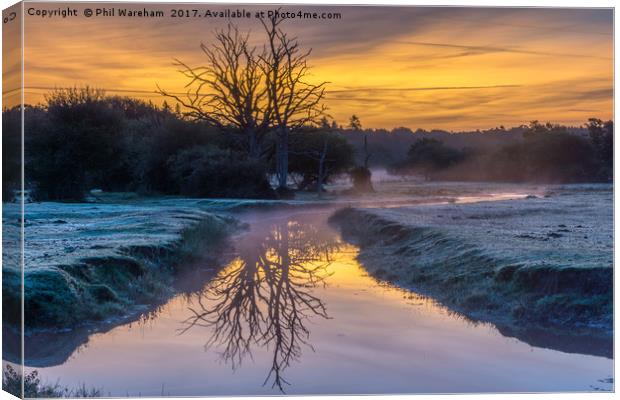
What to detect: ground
<box><xmin>2</xmin><ymin>182</ymin><xmax>612</xmax><ymax>357</ymax></box>
<box><xmin>330</xmin><ymin>183</ymin><xmax>612</xmax><ymax>356</ymax></box>
<box><xmin>3</xmin><ymin>197</ymin><xmax>240</xmax><ymax>330</ymax></box>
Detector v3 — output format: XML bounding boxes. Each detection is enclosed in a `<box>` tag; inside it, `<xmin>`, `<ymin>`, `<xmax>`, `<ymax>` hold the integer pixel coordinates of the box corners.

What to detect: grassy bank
<box><xmin>330</xmin><ymin>192</ymin><xmax>612</xmax><ymax>356</ymax></box>
<box><xmin>4</xmin><ymin>212</ymin><xmax>237</xmax><ymax>330</ymax></box>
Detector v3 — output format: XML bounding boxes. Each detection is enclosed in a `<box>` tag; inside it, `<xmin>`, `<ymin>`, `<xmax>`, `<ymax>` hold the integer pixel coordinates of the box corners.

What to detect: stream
<box><xmin>26</xmin><ymin>209</ymin><xmax>612</xmax><ymax>395</ymax></box>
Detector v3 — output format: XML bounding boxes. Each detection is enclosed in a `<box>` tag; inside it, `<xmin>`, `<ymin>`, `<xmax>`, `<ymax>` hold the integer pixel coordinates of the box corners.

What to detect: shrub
<box><xmin>288</xmin><ymin>130</ymin><xmax>355</xmax><ymax>190</ymax></box>
<box><xmin>349</xmin><ymin>166</ymin><xmax>374</xmax><ymax>193</ymax></box>
<box><xmin>167</xmin><ymin>146</ymin><xmax>274</xmax><ymax>198</ymax></box>
<box><xmin>2</xmin><ymin>365</ymin><xmax>102</xmax><ymax>398</ymax></box>
<box><xmin>392</xmin><ymin>138</ymin><xmax>465</xmax><ymax>180</ymax></box>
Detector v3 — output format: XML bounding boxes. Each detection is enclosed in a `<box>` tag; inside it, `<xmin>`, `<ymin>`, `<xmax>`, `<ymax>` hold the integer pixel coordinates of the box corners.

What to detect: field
<box><xmin>0</xmin><ymin>181</ymin><xmax>613</xmax><ymax>395</ymax></box>
<box><xmin>331</xmin><ymin>183</ymin><xmax>612</xmax><ymax>356</ymax></box>
<box><xmin>2</xmin><ymin>197</ymin><xmax>240</xmax><ymax>330</ymax></box>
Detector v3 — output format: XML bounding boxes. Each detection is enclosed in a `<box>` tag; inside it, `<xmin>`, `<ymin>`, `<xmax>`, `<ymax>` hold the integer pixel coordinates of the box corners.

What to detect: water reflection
<box><xmin>17</xmin><ymin>212</ymin><xmax>613</xmax><ymax>395</ymax></box>
<box><xmin>181</xmin><ymin>217</ymin><xmax>339</xmax><ymax>391</ymax></box>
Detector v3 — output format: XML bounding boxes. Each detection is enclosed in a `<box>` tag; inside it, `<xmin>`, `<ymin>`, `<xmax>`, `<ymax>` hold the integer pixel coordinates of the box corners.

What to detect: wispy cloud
<box><xmin>16</xmin><ymin>5</ymin><xmax>613</xmax><ymax>130</ymax></box>
<box><xmin>396</xmin><ymin>41</ymin><xmax>612</xmax><ymax>60</ymax></box>
<box><xmin>330</xmin><ymin>84</ymin><xmax>522</xmax><ymax>94</ymax></box>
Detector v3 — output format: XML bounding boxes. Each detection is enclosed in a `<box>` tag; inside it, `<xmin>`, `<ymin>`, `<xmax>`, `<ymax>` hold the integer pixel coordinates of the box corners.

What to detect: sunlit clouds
<box><xmin>13</xmin><ymin>4</ymin><xmax>613</xmax><ymax>130</ymax></box>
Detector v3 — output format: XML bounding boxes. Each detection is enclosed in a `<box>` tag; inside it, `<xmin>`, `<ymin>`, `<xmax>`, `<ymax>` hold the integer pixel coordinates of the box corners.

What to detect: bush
<box><xmin>390</xmin><ymin>138</ymin><xmax>465</xmax><ymax>180</ymax></box>
<box><xmin>3</xmin><ymin>364</ymin><xmax>101</xmax><ymax>398</ymax></box>
<box><xmin>479</xmin><ymin>131</ymin><xmax>597</xmax><ymax>183</ymax></box>
<box><xmin>349</xmin><ymin>166</ymin><xmax>374</xmax><ymax>193</ymax></box>
<box><xmin>27</xmin><ymin>88</ymin><xmax>127</xmax><ymax>201</ymax></box>
<box><xmin>388</xmin><ymin>121</ymin><xmax>607</xmax><ymax>184</ymax></box>
<box><xmin>21</xmin><ymin>88</ymin><xmax>271</xmax><ymax>200</ymax></box>
<box><xmin>167</xmin><ymin>146</ymin><xmax>275</xmax><ymax>198</ymax></box>
<box><xmin>2</xmin><ymin>107</ymin><xmax>22</xmax><ymax>201</ymax></box>
<box><xmin>288</xmin><ymin>129</ymin><xmax>355</xmax><ymax>190</ymax></box>
<box><xmin>586</xmin><ymin>118</ymin><xmax>613</xmax><ymax>181</ymax></box>
<box><xmin>127</xmin><ymin>118</ymin><xmax>226</xmax><ymax>194</ymax></box>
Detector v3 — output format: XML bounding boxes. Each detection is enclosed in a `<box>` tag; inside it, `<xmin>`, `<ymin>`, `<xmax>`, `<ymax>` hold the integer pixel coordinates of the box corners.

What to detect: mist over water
<box><xmin>26</xmin><ymin>209</ymin><xmax>612</xmax><ymax>396</ymax></box>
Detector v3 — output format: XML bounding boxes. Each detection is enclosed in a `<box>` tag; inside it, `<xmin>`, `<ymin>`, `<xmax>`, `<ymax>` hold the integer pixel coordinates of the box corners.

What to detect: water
<box><xmin>28</xmin><ymin>210</ymin><xmax>612</xmax><ymax>396</ymax></box>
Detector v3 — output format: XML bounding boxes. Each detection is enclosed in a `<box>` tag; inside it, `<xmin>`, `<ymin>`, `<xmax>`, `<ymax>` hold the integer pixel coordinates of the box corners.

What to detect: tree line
<box><xmin>389</xmin><ymin>120</ymin><xmax>613</xmax><ymax>183</ymax></box>
<box><xmin>2</xmin><ymin>89</ymin><xmax>355</xmax><ymax>201</ymax></box>
<box><xmin>2</xmin><ymin>95</ymin><xmax>612</xmax><ymax>202</ymax></box>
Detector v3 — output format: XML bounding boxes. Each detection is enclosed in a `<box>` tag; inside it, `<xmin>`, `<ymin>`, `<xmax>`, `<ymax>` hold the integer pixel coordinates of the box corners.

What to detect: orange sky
<box><xmin>4</xmin><ymin>3</ymin><xmax>614</xmax><ymax>130</ymax></box>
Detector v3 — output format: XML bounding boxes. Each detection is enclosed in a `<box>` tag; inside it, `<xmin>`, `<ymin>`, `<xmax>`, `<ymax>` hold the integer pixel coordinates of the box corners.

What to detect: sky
<box><xmin>4</xmin><ymin>3</ymin><xmax>614</xmax><ymax>130</ymax></box>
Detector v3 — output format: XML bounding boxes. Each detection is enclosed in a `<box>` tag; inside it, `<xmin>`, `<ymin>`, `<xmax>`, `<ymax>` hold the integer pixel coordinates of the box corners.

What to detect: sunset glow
<box><xmin>9</xmin><ymin>4</ymin><xmax>614</xmax><ymax>130</ymax></box>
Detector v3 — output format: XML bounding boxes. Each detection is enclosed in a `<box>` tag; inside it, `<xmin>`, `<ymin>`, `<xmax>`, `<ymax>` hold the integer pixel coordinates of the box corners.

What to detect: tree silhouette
<box><xmin>289</xmin><ymin>129</ymin><xmax>355</xmax><ymax>194</ymax></box>
<box><xmin>403</xmin><ymin>138</ymin><xmax>464</xmax><ymax>180</ymax></box>
<box><xmin>159</xmin><ymin>16</ymin><xmax>328</xmax><ymax>188</ymax></box>
<box><xmin>158</xmin><ymin>24</ymin><xmax>272</xmax><ymax>160</ymax></box>
<box><xmin>180</xmin><ymin>218</ymin><xmax>339</xmax><ymax>392</ymax></box>
<box><xmin>586</xmin><ymin>118</ymin><xmax>613</xmax><ymax>180</ymax></box>
<box><xmin>259</xmin><ymin>14</ymin><xmax>329</xmax><ymax>190</ymax></box>
<box><xmin>348</xmin><ymin>115</ymin><xmax>362</xmax><ymax>131</ymax></box>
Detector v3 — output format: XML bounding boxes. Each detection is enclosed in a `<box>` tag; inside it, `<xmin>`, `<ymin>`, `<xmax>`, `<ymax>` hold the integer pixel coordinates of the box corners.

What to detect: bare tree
<box><xmin>159</xmin><ymin>17</ymin><xmax>328</xmax><ymax>189</ymax></box>
<box><xmin>259</xmin><ymin>15</ymin><xmax>329</xmax><ymax>190</ymax></box>
<box><xmin>180</xmin><ymin>218</ymin><xmax>337</xmax><ymax>392</ymax></box>
<box><xmin>290</xmin><ymin>138</ymin><xmax>330</xmax><ymax>197</ymax></box>
<box><xmin>158</xmin><ymin>24</ymin><xmax>272</xmax><ymax>159</ymax></box>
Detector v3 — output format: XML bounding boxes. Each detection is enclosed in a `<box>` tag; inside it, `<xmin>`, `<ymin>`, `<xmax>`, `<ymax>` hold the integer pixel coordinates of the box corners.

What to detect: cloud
<box><xmin>396</xmin><ymin>41</ymin><xmax>612</xmax><ymax>60</ymax></box>
<box><xmin>330</xmin><ymin>84</ymin><xmax>522</xmax><ymax>94</ymax></box>
<box><xmin>18</xmin><ymin>5</ymin><xmax>613</xmax><ymax>129</ymax></box>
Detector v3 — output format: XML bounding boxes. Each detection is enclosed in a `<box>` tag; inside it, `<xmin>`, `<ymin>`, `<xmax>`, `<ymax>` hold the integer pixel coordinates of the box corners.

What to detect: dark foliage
<box><xmin>167</xmin><ymin>146</ymin><xmax>274</xmax><ymax>198</ymax></box>
<box><xmin>26</xmin><ymin>88</ymin><xmax>126</xmax><ymax>200</ymax></box>
<box><xmin>2</xmin><ymin>106</ymin><xmax>21</xmax><ymax>201</ymax></box>
<box><xmin>586</xmin><ymin>118</ymin><xmax>613</xmax><ymax>181</ymax></box>
<box><xmin>391</xmin><ymin>138</ymin><xmax>465</xmax><ymax>180</ymax></box>
<box><xmin>4</xmin><ymin>86</ymin><xmax>612</xmax><ymax>201</ymax></box>
<box><xmin>389</xmin><ymin>120</ymin><xmax>613</xmax><ymax>183</ymax></box>
<box><xmin>341</xmin><ymin>125</ymin><xmax>525</xmax><ymax>167</ymax></box>
<box><xmin>288</xmin><ymin>129</ymin><xmax>355</xmax><ymax>191</ymax></box>
<box><xmin>12</xmin><ymin>88</ymin><xmax>275</xmax><ymax>201</ymax></box>
<box><xmin>124</xmin><ymin>117</ymin><xmax>227</xmax><ymax>194</ymax></box>
<box><xmin>349</xmin><ymin>166</ymin><xmax>374</xmax><ymax>193</ymax></box>
<box><xmin>482</xmin><ymin>127</ymin><xmax>598</xmax><ymax>182</ymax></box>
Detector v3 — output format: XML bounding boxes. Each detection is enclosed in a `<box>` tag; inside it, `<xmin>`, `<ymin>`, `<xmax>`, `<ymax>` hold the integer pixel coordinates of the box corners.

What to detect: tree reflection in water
<box><xmin>180</xmin><ymin>217</ymin><xmax>340</xmax><ymax>391</ymax></box>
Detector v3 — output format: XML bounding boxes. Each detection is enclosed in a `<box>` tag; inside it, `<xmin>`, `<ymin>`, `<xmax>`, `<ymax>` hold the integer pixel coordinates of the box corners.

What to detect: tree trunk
<box><xmin>248</xmin><ymin>131</ymin><xmax>260</xmax><ymax>160</ymax></box>
<box><xmin>276</xmin><ymin>128</ymin><xmax>289</xmax><ymax>189</ymax></box>
<box><xmin>363</xmin><ymin>134</ymin><xmax>371</xmax><ymax>169</ymax></box>
<box><xmin>317</xmin><ymin>160</ymin><xmax>325</xmax><ymax>196</ymax></box>
<box><xmin>317</xmin><ymin>139</ymin><xmax>328</xmax><ymax>197</ymax></box>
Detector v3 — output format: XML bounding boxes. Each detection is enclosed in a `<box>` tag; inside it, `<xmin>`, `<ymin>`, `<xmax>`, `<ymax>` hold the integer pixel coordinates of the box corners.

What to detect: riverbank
<box><xmin>5</xmin><ymin>182</ymin><xmax>610</xmax><ymax>349</ymax></box>
<box><xmin>2</xmin><ymin>364</ymin><xmax>102</xmax><ymax>398</ymax></box>
<box><xmin>3</xmin><ymin>194</ymin><xmax>356</xmax><ymax>334</ymax></box>
<box><xmin>2</xmin><ymin>199</ymin><xmax>241</xmax><ymax>332</ymax></box>
<box><xmin>330</xmin><ymin>184</ymin><xmax>613</xmax><ymax>357</ymax></box>
<box><xmin>16</xmin><ymin>208</ymin><xmax>613</xmax><ymax>395</ymax></box>
<box><xmin>3</xmin><ymin>182</ymin><xmax>533</xmax><ymax>332</ymax></box>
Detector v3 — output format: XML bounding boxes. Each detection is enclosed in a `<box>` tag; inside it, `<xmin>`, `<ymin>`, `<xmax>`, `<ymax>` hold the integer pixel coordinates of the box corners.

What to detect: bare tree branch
<box><xmin>157</xmin><ymin>24</ymin><xmax>273</xmax><ymax>159</ymax></box>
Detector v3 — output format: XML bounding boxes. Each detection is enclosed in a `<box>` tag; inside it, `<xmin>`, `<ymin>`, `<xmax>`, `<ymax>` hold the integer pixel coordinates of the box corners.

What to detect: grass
<box><xmin>19</xmin><ymin>213</ymin><xmax>238</xmax><ymax>330</ymax></box>
<box><xmin>2</xmin><ymin>365</ymin><xmax>101</xmax><ymax>398</ymax></box>
<box><xmin>330</xmin><ymin>208</ymin><xmax>612</xmax><ymax>355</ymax></box>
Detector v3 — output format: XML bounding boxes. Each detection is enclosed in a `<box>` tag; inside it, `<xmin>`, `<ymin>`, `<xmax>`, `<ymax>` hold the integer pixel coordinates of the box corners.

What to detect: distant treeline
<box><xmin>2</xmin><ymin>88</ymin><xmax>612</xmax><ymax>202</ymax></box>
<box><xmin>341</xmin><ymin>123</ymin><xmax>593</xmax><ymax>166</ymax></box>
<box><xmin>387</xmin><ymin>120</ymin><xmax>613</xmax><ymax>183</ymax></box>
